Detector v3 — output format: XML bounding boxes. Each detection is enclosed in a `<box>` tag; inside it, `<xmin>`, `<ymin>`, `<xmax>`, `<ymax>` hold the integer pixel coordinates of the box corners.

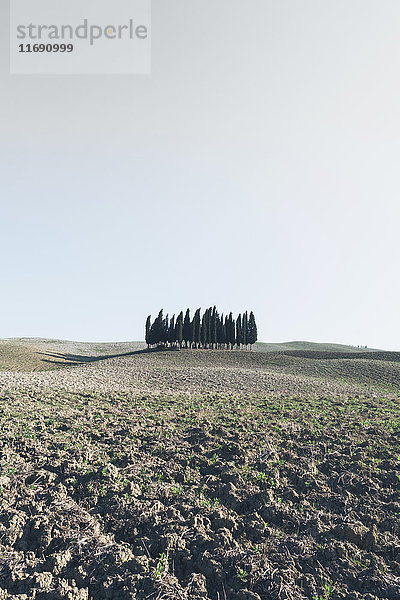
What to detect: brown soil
<box><xmin>0</xmin><ymin>349</ymin><xmax>399</xmax><ymax>599</ymax></box>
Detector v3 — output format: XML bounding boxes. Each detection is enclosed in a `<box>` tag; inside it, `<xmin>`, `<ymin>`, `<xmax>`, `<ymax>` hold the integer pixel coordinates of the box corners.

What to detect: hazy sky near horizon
<box><xmin>1</xmin><ymin>1</ymin><xmax>400</xmax><ymax>349</ymax></box>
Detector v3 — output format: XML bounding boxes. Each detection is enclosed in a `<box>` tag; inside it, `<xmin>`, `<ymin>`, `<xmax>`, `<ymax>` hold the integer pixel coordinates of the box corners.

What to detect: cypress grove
<box><xmin>145</xmin><ymin>307</ymin><xmax>258</xmax><ymax>350</ymax></box>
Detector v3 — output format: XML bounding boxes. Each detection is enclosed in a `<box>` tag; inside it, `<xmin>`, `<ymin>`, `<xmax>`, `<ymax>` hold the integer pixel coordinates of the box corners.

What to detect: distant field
<box><xmin>0</xmin><ymin>339</ymin><xmax>399</xmax><ymax>600</ymax></box>
<box><xmin>255</xmin><ymin>340</ymin><xmax>380</xmax><ymax>353</ymax></box>
<box><xmin>0</xmin><ymin>338</ymin><xmax>381</xmax><ymax>372</ymax></box>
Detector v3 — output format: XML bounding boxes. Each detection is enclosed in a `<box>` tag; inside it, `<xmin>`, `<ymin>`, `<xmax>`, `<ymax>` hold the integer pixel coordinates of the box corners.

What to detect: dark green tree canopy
<box><xmin>145</xmin><ymin>307</ymin><xmax>257</xmax><ymax>349</ymax></box>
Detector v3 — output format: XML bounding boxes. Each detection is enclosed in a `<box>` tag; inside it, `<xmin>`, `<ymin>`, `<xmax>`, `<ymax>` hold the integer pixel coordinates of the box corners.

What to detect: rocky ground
<box><xmin>0</xmin><ymin>347</ymin><xmax>399</xmax><ymax>599</ymax></box>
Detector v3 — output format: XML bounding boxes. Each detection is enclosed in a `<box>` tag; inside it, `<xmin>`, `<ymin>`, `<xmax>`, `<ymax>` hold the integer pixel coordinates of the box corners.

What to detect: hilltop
<box><xmin>255</xmin><ymin>340</ymin><xmax>379</xmax><ymax>353</ymax></box>
<box><xmin>0</xmin><ymin>338</ymin><xmax>381</xmax><ymax>372</ymax></box>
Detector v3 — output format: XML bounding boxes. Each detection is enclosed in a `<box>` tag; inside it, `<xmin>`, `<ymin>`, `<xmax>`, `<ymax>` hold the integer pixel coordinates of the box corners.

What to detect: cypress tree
<box><xmin>220</xmin><ymin>314</ymin><xmax>226</xmax><ymax>348</ymax></box>
<box><xmin>217</xmin><ymin>313</ymin><xmax>223</xmax><ymax>348</ymax></box>
<box><xmin>169</xmin><ymin>314</ymin><xmax>176</xmax><ymax>347</ymax></box>
<box><xmin>247</xmin><ymin>311</ymin><xmax>258</xmax><ymax>349</ymax></box>
<box><xmin>207</xmin><ymin>307</ymin><xmax>212</xmax><ymax>348</ymax></box>
<box><xmin>236</xmin><ymin>314</ymin><xmax>243</xmax><ymax>348</ymax></box>
<box><xmin>152</xmin><ymin>312</ymin><xmax>158</xmax><ymax>346</ymax></box>
<box><xmin>232</xmin><ymin>314</ymin><xmax>236</xmax><ymax>348</ymax></box>
<box><xmin>145</xmin><ymin>315</ymin><xmax>151</xmax><ymax>349</ymax></box>
<box><xmin>194</xmin><ymin>308</ymin><xmax>201</xmax><ymax>349</ymax></box>
<box><xmin>183</xmin><ymin>309</ymin><xmax>191</xmax><ymax>348</ymax></box>
<box><xmin>189</xmin><ymin>315</ymin><xmax>195</xmax><ymax>349</ymax></box>
<box><xmin>164</xmin><ymin>314</ymin><xmax>169</xmax><ymax>345</ymax></box>
<box><xmin>201</xmin><ymin>313</ymin><xmax>207</xmax><ymax>348</ymax></box>
<box><xmin>149</xmin><ymin>314</ymin><xmax>158</xmax><ymax>346</ymax></box>
<box><xmin>227</xmin><ymin>312</ymin><xmax>235</xmax><ymax>349</ymax></box>
<box><xmin>242</xmin><ymin>311</ymin><xmax>248</xmax><ymax>348</ymax></box>
<box><xmin>160</xmin><ymin>310</ymin><xmax>166</xmax><ymax>346</ymax></box>
<box><xmin>149</xmin><ymin>321</ymin><xmax>155</xmax><ymax>347</ymax></box>
<box><xmin>153</xmin><ymin>310</ymin><xmax>164</xmax><ymax>346</ymax></box>
<box><xmin>176</xmin><ymin>312</ymin><xmax>183</xmax><ymax>348</ymax></box>
<box><xmin>203</xmin><ymin>308</ymin><xmax>209</xmax><ymax>348</ymax></box>
<box><xmin>211</xmin><ymin>306</ymin><xmax>217</xmax><ymax>349</ymax></box>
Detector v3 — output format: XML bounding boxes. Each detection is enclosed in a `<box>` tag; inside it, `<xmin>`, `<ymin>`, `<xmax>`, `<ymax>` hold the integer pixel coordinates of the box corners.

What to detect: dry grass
<box><xmin>0</xmin><ymin>339</ymin><xmax>147</xmax><ymax>371</ymax></box>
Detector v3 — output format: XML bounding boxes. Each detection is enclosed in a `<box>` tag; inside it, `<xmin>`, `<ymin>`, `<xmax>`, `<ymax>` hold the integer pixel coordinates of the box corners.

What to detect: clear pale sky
<box><xmin>1</xmin><ymin>1</ymin><xmax>400</xmax><ymax>349</ymax></box>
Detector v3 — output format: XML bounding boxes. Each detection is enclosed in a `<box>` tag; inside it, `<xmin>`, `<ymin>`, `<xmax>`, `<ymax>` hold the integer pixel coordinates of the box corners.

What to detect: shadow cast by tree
<box><xmin>38</xmin><ymin>347</ymin><xmax>158</xmax><ymax>366</ymax></box>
